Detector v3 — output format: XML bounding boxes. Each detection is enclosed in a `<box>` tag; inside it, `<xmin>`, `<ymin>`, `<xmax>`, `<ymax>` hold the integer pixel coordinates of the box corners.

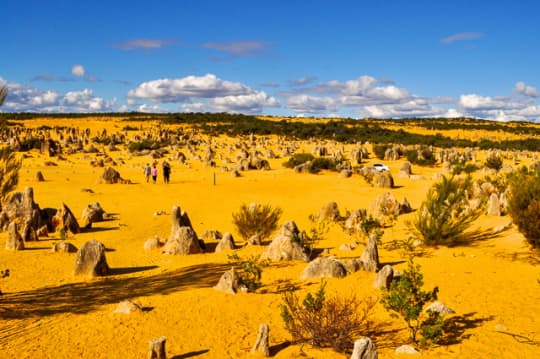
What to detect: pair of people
<box><xmin>144</xmin><ymin>161</ymin><xmax>171</xmax><ymax>184</ymax></box>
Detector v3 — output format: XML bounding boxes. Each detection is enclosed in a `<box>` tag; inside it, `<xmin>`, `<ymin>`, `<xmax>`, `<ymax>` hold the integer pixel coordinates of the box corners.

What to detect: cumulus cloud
<box><xmin>1</xmin><ymin>80</ymin><xmax>115</xmax><ymax>112</ymax></box>
<box><xmin>71</xmin><ymin>65</ymin><xmax>85</xmax><ymax>77</ymax></box>
<box><xmin>359</xmin><ymin>99</ymin><xmax>446</xmax><ymax>118</ymax></box>
<box><xmin>201</xmin><ymin>40</ymin><xmax>268</xmax><ymax>57</ymax></box>
<box><xmin>128</xmin><ymin>73</ymin><xmax>279</xmax><ymax>114</ymax></box>
<box><xmin>128</xmin><ymin>74</ymin><xmax>254</xmax><ymax>102</ymax></box>
<box><xmin>291</xmin><ymin>76</ymin><xmax>318</xmax><ymax>86</ymax></box>
<box><xmin>515</xmin><ymin>81</ymin><xmax>539</xmax><ymax>97</ymax></box>
<box><xmin>286</xmin><ymin>95</ymin><xmax>336</xmax><ymax>113</ymax></box>
<box><xmin>440</xmin><ymin>32</ymin><xmax>483</xmax><ymax>44</ymax></box>
<box><xmin>209</xmin><ymin>92</ymin><xmax>279</xmax><ymax>113</ymax></box>
<box><xmin>115</xmin><ymin>39</ymin><xmax>175</xmax><ymax>50</ymax></box>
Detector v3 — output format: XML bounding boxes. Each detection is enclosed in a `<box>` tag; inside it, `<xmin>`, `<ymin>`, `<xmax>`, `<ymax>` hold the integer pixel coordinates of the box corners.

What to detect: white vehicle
<box><xmin>372</xmin><ymin>163</ymin><xmax>389</xmax><ymax>172</ymax></box>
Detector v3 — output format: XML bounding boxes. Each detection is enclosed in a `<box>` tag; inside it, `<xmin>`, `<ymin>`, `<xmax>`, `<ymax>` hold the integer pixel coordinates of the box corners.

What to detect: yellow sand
<box><xmin>1</xmin><ymin>118</ymin><xmax>539</xmax><ymax>358</ymax></box>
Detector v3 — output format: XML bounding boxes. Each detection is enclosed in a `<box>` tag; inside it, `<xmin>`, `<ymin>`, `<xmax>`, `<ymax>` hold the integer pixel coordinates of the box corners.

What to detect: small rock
<box><xmin>425</xmin><ymin>300</ymin><xmax>455</xmax><ymax>314</ymax></box>
<box><xmin>351</xmin><ymin>337</ymin><xmax>378</xmax><ymax>359</ymax></box>
<box><xmin>395</xmin><ymin>345</ymin><xmax>419</xmax><ymax>355</ymax></box>
<box><xmin>114</xmin><ymin>300</ymin><xmax>143</xmax><ymax>314</ymax></box>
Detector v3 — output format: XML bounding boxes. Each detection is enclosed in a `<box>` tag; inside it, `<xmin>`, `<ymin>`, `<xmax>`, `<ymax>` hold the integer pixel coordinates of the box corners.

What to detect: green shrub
<box><xmin>382</xmin><ymin>258</ymin><xmax>443</xmax><ymax>345</ymax></box>
<box><xmin>411</xmin><ymin>175</ymin><xmax>480</xmax><ymax>246</ymax></box>
<box><xmin>232</xmin><ymin>203</ymin><xmax>282</xmax><ymax>241</ymax></box>
<box><xmin>227</xmin><ymin>254</ymin><xmax>269</xmax><ymax>292</ymax></box>
<box><xmin>451</xmin><ymin>163</ymin><xmax>479</xmax><ymax>175</ymax></box>
<box><xmin>283</xmin><ymin>153</ymin><xmax>315</xmax><ymax>168</ymax></box>
<box><xmin>280</xmin><ymin>281</ymin><xmax>376</xmax><ymax>352</ymax></box>
<box><xmin>373</xmin><ymin>144</ymin><xmax>389</xmax><ymax>160</ymax></box>
<box><xmin>507</xmin><ymin>169</ymin><xmax>540</xmax><ymax>248</ymax></box>
<box><xmin>0</xmin><ymin>147</ymin><xmax>22</xmax><ymax>204</ymax></box>
<box><xmin>405</xmin><ymin>146</ymin><xmax>436</xmax><ymax>166</ymax></box>
<box><xmin>485</xmin><ymin>153</ymin><xmax>503</xmax><ymax>171</ymax></box>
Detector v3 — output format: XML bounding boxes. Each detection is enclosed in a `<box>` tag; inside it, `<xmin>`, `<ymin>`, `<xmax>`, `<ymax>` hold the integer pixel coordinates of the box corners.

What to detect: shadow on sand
<box><xmin>170</xmin><ymin>349</ymin><xmax>210</xmax><ymax>359</ymax></box>
<box><xmin>0</xmin><ymin>263</ymin><xmax>230</xmax><ymax>320</ymax></box>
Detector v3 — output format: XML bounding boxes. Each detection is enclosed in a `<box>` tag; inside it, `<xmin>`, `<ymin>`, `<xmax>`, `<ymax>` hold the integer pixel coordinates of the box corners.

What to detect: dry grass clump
<box><xmin>232</xmin><ymin>203</ymin><xmax>282</xmax><ymax>241</ymax></box>
<box><xmin>280</xmin><ymin>281</ymin><xmax>377</xmax><ymax>352</ymax></box>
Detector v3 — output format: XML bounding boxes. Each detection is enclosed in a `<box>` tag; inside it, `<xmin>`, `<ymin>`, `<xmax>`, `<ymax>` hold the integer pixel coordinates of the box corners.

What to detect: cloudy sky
<box><xmin>2</xmin><ymin>0</ymin><xmax>540</xmax><ymax>121</ymax></box>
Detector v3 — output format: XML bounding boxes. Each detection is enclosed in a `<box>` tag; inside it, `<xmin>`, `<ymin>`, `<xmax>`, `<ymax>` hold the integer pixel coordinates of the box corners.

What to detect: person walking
<box><xmin>144</xmin><ymin>163</ymin><xmax>151</xmax><ymax>183</ymax></box>
<box><xmin>162</xmin><ymin>161</ymin><xmax>171</xmax><ymax>184</ymax></box>
<box><xmin>151</xmin><ymin>164</ymin><xmax>158</xmax><ymax>184</ymax></box>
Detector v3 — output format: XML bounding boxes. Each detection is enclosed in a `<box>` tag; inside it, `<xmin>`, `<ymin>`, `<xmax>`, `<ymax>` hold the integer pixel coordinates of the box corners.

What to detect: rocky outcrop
<box><xmin>162</xmin><ymin>206</ymin><xmax>203</xmax><ymax>255</ymax></box>
<box><xmin>261</xmin><ymin>221</ymin><xmax>309</xmax><ymax>262</ymax></box>
<box><xmin>251</xmin><ymin>323</ymin><xmax>270</xmax><ymax>357</ymax></box>
<box><xmin>214</xmin><ymin>267</ymin><xmax>245</xmax><ymax>294</ymax></box>
<box><xmin>374</xmin><ymin>265</ymin><xmax>394</xmax><ymax>289</ymax></box>
<box><xmin>351</xmin><ymin>337</ymin><xmax>378</xmax><ymax>359</ymax></box>
<box><xmin>317</xmin><ymin>202</ymin><xmax>340</xmax><ymax>222</ymax></box>
<box><xmin>360</xmin><ymin>235</ymin><xmax>380</xmax><ymax>272</ymax></box>
<box><xmin>373</xmin><ymin>171</ymin><xmax>394</xmax><ymax>188</ymax></box>
<box><xmin>215</xmin><ymin>232</ymin><xmax>235</xmax><ymax>252</ymax></box>
<box><xmin>98</xmin><ymin>167</ymin><xmax>130</xmax><ymax>184</ymax></box>
<box><xmin>73</xmin><ymin>239</ymin><xmax>110</xmax><ymax>277</ymax></box>
<box><xmin>300</xmin><ymin>257</ymin><xmax>347</xmax><ymax>280</ymax></box>
<box><xmin>52</xmin><ymin>203</ymin><xmax>80</xmax><ymax>234</ymax></box>
<box><xmin>81</xmin><ymin>202</ymin><xmax>105</xmax><ymax>228</ymax></box>
<box><xmin>52</xmin><ymin>241</ymin><xmax>78</xmax><ymax>253</ymax></box>
<box><xmin>5</xmin><ymin>222</ymin><xmax>24</xmax><ymax>251</ymax></box>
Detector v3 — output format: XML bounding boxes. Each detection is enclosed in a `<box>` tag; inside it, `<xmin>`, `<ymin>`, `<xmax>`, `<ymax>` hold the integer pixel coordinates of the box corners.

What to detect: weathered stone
<box><xmin>400</xmin><ymin>162</ymin><xmax>412</xmax><ymax>176</ymax></box>
<box><xmin>35</xmin><ymin>171</ymin><xmax>45</xmax><ymax>182</ymax></box>
<box><xmin>215</xmin><ymin>232</ymin><xmax>235</xmax><ymax>252</ymax></box>
<box><xmin>170</xmin><ymin>206</ymin><xmax>193</xmax><ymax>233</ymax></box>
<box><xmin>214</xmin><ymin>267</ymin><xmax>244</xmax><ymax>294</ymax></box>
<box><xmin>371</xmin><ymin>192</ymin><xmax>400</xmax><ymax>223</ymax></box>
<box><xmin>251</xmin><ymin>323</ymin><xmax>270</xmax><ymax>356</ymax></box>
<box><xmin>395</xmin><ymin>345</ymin><xmax>419</xmax><ymax>355</ymax></box>
<box><xmin>425</xmin><ymin>301</ymin><xmax>455</xmax><ymax>315</ymax></box>
<box><xmin>98</xmin><ymin>167</ymin><xmax>129</xmax><ymax>184</ymax></box>
<box><xmin>300</xmin><ymin>257</ymin><xmax>347</xmax><ymax>280</ymax></box>
<box><xmin>247</xmin><ymin>234</ymin><xmax>262</xmax><ymax>245</ymax></box>
<box><xmin>374</xmin><ymin>265</ymin><xmax>394</xmax><ymax>289</ymax></box>
<box><xmin>81</xmin><ymin>202</ymin><xmax>105</xmax><ymax>228</ymax></box>
<box><xmin>52</xmin><ymin>203</ymin><xmax>80</xmax><ymax>234</ymax></box>
<box><xmin>360</xmin><ymin>234</ymin><xmax>379</xmax><ymax>272</ymax></box>
<box><xmin>5</xmin><ymin>222</ymin><xmax>24</xmax><ymax>250</ymax></box>
<box><xmin>0</xmin><ymin>187</ymin><xmax>42</xmax><ymax>232</ymax></box>
<box><xmin>339</xmin><ymin>169</ymin><xmax>353</xmax><ymax>178</ymax></box>
<box><xmin>351</xmin><ymin>337</ymin><xmax>378</xmax><ymax>359</ymax></box>
<box><xmin>344</xmin><ymin>209</ymin><xmax>367</xmax><ymax>231</ymax></box>
<box><xmin>486</xmin><ymin>193</ymin><xmax>501</xmax><ymax>216</ymax></box>
<box><xmin>317</xmin><ymin>202</ymin><xmax>340</xmax><ymax>222</ymax></box>
<box><xmin>144</xmin><ymin>236</ymin><xmax>165</xmax><ymax>251</ymax></box>
<box><xmin>400</xmin><ymin>197</ymin><xmax>413</xmax><ymax>214</ymax></box>
<box><xmin>162</xmin><ymin>227</ymin><xmax>202</xmax><ymax>255</ymax></box>
<box><xmin>21</xmin><ymin>220</ymin><xmax>38</xmax><ymax>242</ymax></box>
<box><xmin>261</xmin><ymin>221</ymin><xmax>309</xmax><ymax>262</ymax></box>
<box><xmin>373</xmin><ymin>171</ymin><xmax>394</xmax><ymax>188</ymax></box>
<box><xmin>52</xmin><ymin>241</ymin><xmax>78</xmax><ymax>253</ymax></box>
<box><xmin>114</xmin><ymin>300</ymin><xmax>143</xmax><ymax>314</ymax></box>
<box><xmin>201</xmin><ymin>230</ymin><xmax>222</xmax><ymax>241</ymax></box>
<box><xmin>73</xmin><ymin>239</ymin><xmax>109</xmax><ymax>277</ymax></box>
<box><xmin>343</xmin><ymin>258</ymin><xmax>364</xmax><ymax>273</ymax></box>
<box><xmin>147</xmin><ymin>336</ymin><xmax>167</xmax><ymax>359</ymax></box>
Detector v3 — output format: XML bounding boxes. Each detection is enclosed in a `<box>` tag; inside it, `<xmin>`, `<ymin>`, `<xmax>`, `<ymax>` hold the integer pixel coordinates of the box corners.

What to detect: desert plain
<box><xmin>0</xmin><ymin>116</ymin><xmax>539</xmax><ymax>359</ymax></box>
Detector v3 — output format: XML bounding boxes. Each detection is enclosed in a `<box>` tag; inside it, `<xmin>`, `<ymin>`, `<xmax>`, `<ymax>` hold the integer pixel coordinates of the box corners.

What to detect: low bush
<box><xmin>485</xmin><ymin>153</ymin><xmax>503</xmax><ymax>171</ymax></box>
<box><xmin>373</xmin><ymin>144</ymin><xmax>389</xmax><ymax>160</ymax></box>
<box><xmin>280</xmin><ymin>281</ymin><xmax>377</xmax><ymax>352</ymax></box>
<box><xmin>382</xmin><ymin>258</ymin><xmax>443</xmax><ymax>346</ymax></box>
<box><xmin>405</xmin><ymin>146</ymin><xmax>436</xmax><ymax>166</ymax></box>
<box><xmin>507</xmin><ymin>169</ymin><xmax>540</xmax><ymax>248</ymax></box>
<box><xmin>282</xmin><ymin>153</ymin><xmax>315</xmax><ymax>168</ymax></box>
<box><xmin>411</xmin><ymin>175</ymin><xmax>481</xmax><ymax>246</ymax></box>
<box><xmin>232</xmin><ymin>203</ymin><xmax>282</xmax><ymax>241</ymax></box>
<box><xmin>227</xmin><ymin>254</ymin><xmax>269</xmax><ymax>292</ymax></box>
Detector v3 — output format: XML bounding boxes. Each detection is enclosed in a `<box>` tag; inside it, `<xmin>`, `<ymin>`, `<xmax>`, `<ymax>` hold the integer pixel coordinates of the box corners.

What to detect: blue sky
<box><xmin>2</xmin><ymin>0</ymin><xmax>540</xmax><ymax>121</ymax></box>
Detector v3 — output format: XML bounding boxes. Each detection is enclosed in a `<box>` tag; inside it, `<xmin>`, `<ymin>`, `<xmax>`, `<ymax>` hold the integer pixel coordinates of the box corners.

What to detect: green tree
<box><xmin>382</xmin><ymin>258</ymin><xmax>441</xmax><ymax>344</ymax></box>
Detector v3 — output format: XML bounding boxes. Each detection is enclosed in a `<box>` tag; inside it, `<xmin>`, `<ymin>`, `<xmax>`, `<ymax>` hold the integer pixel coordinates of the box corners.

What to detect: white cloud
<box><xmin>359</xmin><ymin>99</ymin><xmax>446</xmax><ymax>118</ymax></box>
<box><xmin>286</xmin><ymin>95</ymin><xmax>336</xmax><ymax>113</ymax></box>
<box><xmin>440</xmin><ymin>32</ymin><xmax>483</xmax><ymax>44</ymax></box>
<box><xmin>201</xmin><ymin>40</ymin><xmax>268</xmax><ymax>57</ymax></box>
<box><xmin>71</xmin><ymin>65</ymin><xmax>85</xmax><ymax>77</ymax></box>
<box><xmin>2</xmin><ymin>80</ymin><xmax>115</xmax><ymax>112</ymax></box>
<box><xmin>209</xmin><ymin>92</ymin><xmax>279</xmax><ymax>113</ymax></box>
<box><xmin>182</xmin><ymin>102</ymin><xmax>206</xmax><ymax>112</ymax></box>
<box><xmin>292</xmin><ymin>76</ymin><xmax>318</xmax><ymax>86</ymax></box>
<box><xmin>128</xmin><ymin>74</ymin><xmax>255</xmax><ymax>102</ymax></box>
<box><xmin>115</xmin><ymin>39</ymin><xmax>175</xmax><ymax>50</ymax></box>
<box><xmin>138</xmin><ymin>104</ymin><xmax>165</xmax><ymax>113</ymax></box>
<box><xmin>515</xmin><ymin>81</ymin><xmax>539</xmax><ymax>97</ymax></box>
<box><xmin>458</xmin><ymin>94</ymin><xmax>521</xmax><ymax>111</ymax></box>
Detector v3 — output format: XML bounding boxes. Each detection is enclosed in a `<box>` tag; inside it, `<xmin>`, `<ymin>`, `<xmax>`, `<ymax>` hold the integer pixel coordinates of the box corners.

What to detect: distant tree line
<box><xmin>2</xmin><ymin>112</ymin><xmax>540</xmax><ymax>151</ymax></box>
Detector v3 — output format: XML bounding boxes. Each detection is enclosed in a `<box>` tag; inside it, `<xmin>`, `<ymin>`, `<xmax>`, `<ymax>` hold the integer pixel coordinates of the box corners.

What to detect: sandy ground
<box><xmin>1</xmin><ymin>118</ymin><xmax>539</xmax><ymax>358</ymax></box>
